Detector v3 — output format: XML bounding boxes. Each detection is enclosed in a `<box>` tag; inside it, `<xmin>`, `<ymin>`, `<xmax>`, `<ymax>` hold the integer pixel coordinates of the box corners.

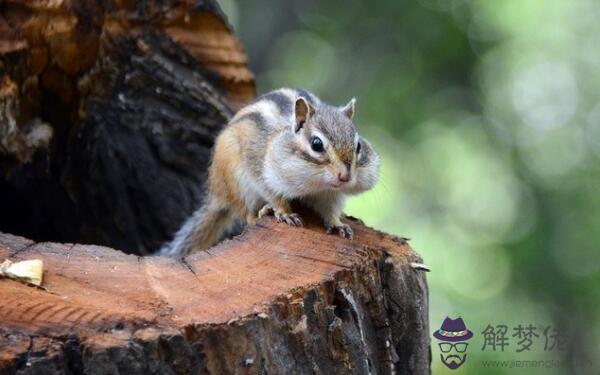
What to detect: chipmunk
<box><xmin>159</xmin><ymin>88</ymin><xmax>380</xmax><ymax>257</ymax></box>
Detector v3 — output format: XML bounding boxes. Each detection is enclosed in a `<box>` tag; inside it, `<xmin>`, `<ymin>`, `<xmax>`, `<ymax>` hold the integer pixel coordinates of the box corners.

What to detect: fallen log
<box><xmin>0</xmin><ymin>213</ymin><xmax>430</xmax><ymax>374</ymax></box>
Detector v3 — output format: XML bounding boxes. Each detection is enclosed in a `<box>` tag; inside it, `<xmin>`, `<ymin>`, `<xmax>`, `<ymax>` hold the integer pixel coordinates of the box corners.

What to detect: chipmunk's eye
<box><xmin>310</xmin><ymin>136</ymin><xmax>324</xmax><ymax>152</ymax></box>
<box><xmin>356</xmin><ymin>141</ymin><xmax>362</xmax><ymax>154</ymax></box>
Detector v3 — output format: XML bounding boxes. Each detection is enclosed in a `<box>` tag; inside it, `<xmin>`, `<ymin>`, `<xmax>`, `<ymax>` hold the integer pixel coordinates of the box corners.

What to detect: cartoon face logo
<box><xmin>433</xmin><ymin>317</ymin><xmax>473</xmax><ymax>370</ymax></box>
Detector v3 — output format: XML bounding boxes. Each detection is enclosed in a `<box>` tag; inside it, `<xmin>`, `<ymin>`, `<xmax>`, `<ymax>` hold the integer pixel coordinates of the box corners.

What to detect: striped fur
<box><xmin>159</xmin><ymin>88</ymin><xmax>380</xmax><ymax>257</ymax></box>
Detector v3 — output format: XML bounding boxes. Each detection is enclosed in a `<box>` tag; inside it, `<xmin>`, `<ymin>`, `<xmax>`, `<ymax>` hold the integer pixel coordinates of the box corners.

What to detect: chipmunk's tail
<box><xmin>158</xmin><ymin>199</ymin><xmax>233</xmax><ymax>258</ymax></box>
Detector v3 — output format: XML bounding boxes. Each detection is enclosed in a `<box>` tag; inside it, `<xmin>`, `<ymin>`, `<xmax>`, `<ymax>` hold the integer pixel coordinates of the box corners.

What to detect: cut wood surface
<box><xmin>0</xmin><ymin>213</ymin><xmax>430</xmax><ymax>374</ymax></box>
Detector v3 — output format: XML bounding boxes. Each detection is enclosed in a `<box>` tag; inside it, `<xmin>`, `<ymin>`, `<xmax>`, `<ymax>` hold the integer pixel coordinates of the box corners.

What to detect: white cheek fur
<box><xmin>343</xmin><ymin>155</ymin><xmax>380</xmax><ymax>195</ymax></box>
<box><xmin>264</xmin><ymin>155</ymin><xmax>335</xmax><ymax>198</ymax></box>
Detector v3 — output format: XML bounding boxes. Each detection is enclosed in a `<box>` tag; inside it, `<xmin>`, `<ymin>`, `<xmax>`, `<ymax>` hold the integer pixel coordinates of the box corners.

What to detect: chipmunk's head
<box><xmin>290</xmin><ymin>96</ymin><xmax>380</xmax><ymax>195</ymax></box>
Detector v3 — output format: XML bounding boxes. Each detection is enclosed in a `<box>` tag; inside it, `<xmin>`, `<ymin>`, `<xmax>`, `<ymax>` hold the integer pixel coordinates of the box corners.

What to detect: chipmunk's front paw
<box><xmin>276</xmin><ymin>211</ymin><xmax>303</xmax><ymax>226</ymax></box>
<box><xmin>258</xmin><ymin>204</ymin><xmax>274</xmax><ymax>218</ymax></box>
<box><xmin>259</xmin><ymin>204</ymin><xmax>303</xmax><ymax>227</ymax></box>
<box><xmin>325</xmin><ymin>223</ymin><xmax>354</xmax><ymax>240</ymax></box>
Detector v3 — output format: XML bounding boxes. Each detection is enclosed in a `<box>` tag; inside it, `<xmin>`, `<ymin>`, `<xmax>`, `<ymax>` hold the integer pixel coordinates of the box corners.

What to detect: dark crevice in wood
<box><xmin>0</xmin><ymin>0</ymin><xmax>254</xmax><ymax>255</ymax></box>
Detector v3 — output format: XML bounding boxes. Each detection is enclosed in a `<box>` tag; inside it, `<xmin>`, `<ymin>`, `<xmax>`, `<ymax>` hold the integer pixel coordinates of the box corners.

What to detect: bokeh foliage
<box><xmin>221</xmin><ymin>0</ymin><xmax>599</xmax><ymax>373</ymax></box>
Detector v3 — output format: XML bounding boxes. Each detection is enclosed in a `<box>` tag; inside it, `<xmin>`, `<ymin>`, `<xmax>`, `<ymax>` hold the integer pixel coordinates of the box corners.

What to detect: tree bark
<box><xmin>0</xmin><ymin>212</ymin><xmax>430</xmax><ymax>374</ymax></box>
<box><xmin>0</xmin><ymin>0</ymin><xmax>254</xmax><ymax>254</ymax></box>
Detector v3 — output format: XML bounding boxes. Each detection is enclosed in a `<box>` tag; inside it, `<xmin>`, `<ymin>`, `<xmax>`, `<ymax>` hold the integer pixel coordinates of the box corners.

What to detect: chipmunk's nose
<box><xmin>338</xmin><ymin>171</ymin><xmax>351</xmax><ymax>183</ymax></box>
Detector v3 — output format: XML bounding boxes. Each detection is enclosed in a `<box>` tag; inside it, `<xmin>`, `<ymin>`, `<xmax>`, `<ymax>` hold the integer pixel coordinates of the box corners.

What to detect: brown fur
<box><xmin>159</xmin><ymin>88</ymin><xmax>379</xmax><ymax>257</ymax></box>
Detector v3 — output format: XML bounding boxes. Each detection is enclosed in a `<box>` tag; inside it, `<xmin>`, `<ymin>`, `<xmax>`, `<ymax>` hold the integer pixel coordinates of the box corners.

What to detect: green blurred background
<box><xmin>220</xmin><ymin>0</ymin><xmax>599</xmax><ymax>373</ymax></box>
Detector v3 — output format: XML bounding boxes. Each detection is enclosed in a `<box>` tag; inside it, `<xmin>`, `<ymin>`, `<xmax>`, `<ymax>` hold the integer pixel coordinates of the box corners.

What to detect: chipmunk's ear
<box><xmin>294</xmin><ymin>97</ymin><xmax>314</xmax><ymax>132</ymax></box>
<box><xmin>341</xmin><ymin>98</ymin><xmax>356</xmax><ymax>119</ymax></box>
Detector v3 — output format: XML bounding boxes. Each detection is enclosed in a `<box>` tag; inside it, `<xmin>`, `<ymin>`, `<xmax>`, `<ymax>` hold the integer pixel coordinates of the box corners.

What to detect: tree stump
<box><xmin>0</xmin><ymin>213</ymin><xmax>430</xmax><ymax>374</ymax></box>
<box><xmin>0</xmin><ymin>1</ymin><xmax>431</xmax><ymax>373</ymax></box>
